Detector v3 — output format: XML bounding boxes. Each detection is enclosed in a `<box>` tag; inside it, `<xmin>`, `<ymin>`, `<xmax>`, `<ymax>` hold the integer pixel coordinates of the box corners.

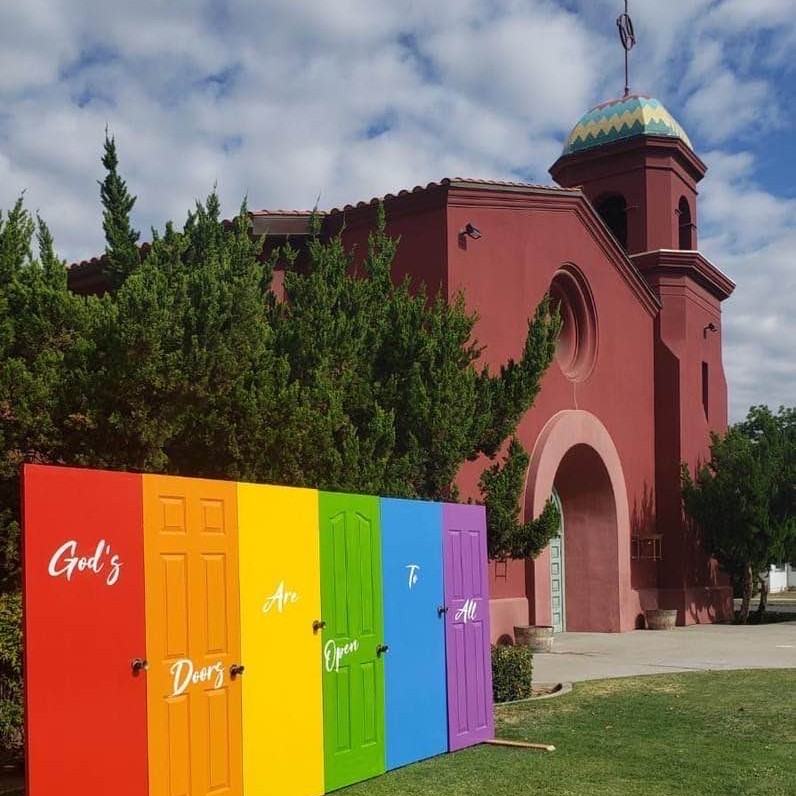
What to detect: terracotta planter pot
<box><xmin>514</xmin><ymin>625</ymin><xmax>554</xmax><ymax>652</ymax></box>
<box><xmin>645</xmin><ymin>608</ymin><xmax>677</xmax><ymax>630</ymax></box>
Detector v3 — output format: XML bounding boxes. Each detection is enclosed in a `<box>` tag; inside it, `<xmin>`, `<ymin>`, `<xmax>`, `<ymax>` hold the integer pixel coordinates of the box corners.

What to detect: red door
<box><xmin>22</xmin><ymin>464</ymin><xmax>148</xmax><ymax>796</ymax></box>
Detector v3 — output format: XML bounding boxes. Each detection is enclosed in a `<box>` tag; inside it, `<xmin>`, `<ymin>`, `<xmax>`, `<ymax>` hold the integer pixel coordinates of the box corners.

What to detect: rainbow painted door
<box><xmin>319</xmin><ymin>492</ymin><xmax>385</xmax><ymax>792</ymax></box>
<box><xmin>22</xmin><ymin>465</ymin><xmax>148</xmax><ymax>796</ymax></box>
<box><xmin>443</xmin><ymin>503</ymin><xmax>494</xmax><ymax>750</ymax></box>
<box><xmin>380</xmin><ymin>498</ymin><xmax>448</xmax><ymax>769</ymax></box>
<box><xmin>143</xmin><ymin>475</ymin><xmax>244</xmax><ymax>796</ymax></box>
<box><xmin>238</xmin><ymin>483</ymin><xmax>324</xmax><ymax>796</ymax></box>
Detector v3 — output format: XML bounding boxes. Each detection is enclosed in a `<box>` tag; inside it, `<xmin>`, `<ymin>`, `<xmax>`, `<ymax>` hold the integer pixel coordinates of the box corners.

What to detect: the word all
<box><xmin>406</xmin><ymin>564</ymin><xmax>420</xmax><ymax>589</ymax></box>
<box><xmin>454</xmin><ymin>599</ymin><xmax>477</xmax><ymax>623</ymax></box>
<box><xmin>170</xmin><ymin>658</ymin><xmax>224</xmax><ymax>697</ymax></box>
<box><xmin>262</xmin><ymin>580</ymin><xmax>299</xmax><ymax>614</ymax></box>
<box><xmin>324</xmin><ymin>639</ymin><xmax>359</xmax><ymax>673</ymax></box>
<box><xmin>48</xmin><ymin>539</ymin><xmax>122</xmax><ymax>586</ymax></box>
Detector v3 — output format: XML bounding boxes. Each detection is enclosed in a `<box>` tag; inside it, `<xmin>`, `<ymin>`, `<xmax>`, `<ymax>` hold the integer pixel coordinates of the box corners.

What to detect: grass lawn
<box><xmin>340</xmin><ymin>669</ymin><xmax>795</xmax><ymax>796</ymax></box>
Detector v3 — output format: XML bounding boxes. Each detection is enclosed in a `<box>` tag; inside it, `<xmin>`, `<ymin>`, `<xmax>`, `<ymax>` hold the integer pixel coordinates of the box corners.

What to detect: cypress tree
<box><xmin>99</xmin><ymin>131</ymin><xmax>140</xmax><ymax>288</ymax></box>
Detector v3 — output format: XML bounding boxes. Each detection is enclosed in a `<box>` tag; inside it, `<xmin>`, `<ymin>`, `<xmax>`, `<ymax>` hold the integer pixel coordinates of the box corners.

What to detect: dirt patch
<box><xmin>584</xmin><ymin>677</ymin><xmax>685</xmax><ymax>698</ymax></box>
<box><xmin>532</xmin><ymin>683</ymin><xmax>562</xmax><ymax>698</ymax></box>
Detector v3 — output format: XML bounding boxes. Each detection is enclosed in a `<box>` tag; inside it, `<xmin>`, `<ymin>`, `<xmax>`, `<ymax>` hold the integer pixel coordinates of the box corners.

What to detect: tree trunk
<box><xmin>756</xmin><ymin>572</ymin><xmax>769</xmax><ymax>615</ymax></box>
<box><xmin>738</xmin><ymin>564</ymin><xmax>753</xmax><ymax>623</ymax></box>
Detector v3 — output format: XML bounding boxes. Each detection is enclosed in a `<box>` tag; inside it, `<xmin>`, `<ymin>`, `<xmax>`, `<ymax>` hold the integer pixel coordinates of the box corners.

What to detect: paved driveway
<box><xmin>532</xmin><ymin>620</ymin><xmax>796</xmax><ymax>683</ymax></box>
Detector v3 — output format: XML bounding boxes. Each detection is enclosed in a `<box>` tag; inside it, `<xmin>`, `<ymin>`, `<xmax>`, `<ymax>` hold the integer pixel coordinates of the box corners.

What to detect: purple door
<box><xmin>443</xmin><ymin>503</ymin><xmax>494</xmax><ymax>751</ymax></box>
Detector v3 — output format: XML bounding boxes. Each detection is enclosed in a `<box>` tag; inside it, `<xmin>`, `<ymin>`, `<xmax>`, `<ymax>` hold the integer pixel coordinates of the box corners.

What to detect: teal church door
<box><xmin>550</xmin><ymin>491</ymin><xmax>566</xmax><ymax>633</ymax></box>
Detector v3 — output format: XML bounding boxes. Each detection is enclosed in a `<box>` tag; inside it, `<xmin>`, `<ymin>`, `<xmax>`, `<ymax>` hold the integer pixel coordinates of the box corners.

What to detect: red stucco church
<box><xmin>69</xmin><ymin>93</ymin><xmax>736</xmax><ymax>638</ymax></box>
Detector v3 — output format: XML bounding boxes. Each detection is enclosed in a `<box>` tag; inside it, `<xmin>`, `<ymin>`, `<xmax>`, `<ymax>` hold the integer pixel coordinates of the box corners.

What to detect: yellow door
<box><xmin>143</xmin><ymin>475</ymin><xmax>243</xmax><ymax>796</ymax></box>
<box><xmin>238</xmin><ymin>483</ymin><xmax>324</xmax><ymax>796</ymax></box>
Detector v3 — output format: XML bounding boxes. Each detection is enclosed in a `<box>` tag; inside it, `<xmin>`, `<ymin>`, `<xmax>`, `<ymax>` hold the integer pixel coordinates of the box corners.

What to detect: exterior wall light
<box><xmin>460</xmin><ymin>223</ymin><xmax>482</xmax><ymax>240</ymax></box>
<box><xmin>703</xmin><ymin>322</ymin><xmax>718</xmax><ymax>337</ymax></box>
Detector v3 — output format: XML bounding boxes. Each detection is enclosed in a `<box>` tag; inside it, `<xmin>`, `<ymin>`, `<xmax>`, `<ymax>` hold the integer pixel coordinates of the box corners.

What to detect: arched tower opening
<box><xmin>678</xmin><ymin>196</ymin><xmax>694</xmax><ymax>250</ymax></box>
<box><xmin>596</xmin><ymin>194</ymin><xmax>628</xmax><ymax>250</ymax></box>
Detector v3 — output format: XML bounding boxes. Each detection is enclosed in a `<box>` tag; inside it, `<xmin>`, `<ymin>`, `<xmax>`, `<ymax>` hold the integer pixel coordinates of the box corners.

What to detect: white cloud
<box><xmin>684</xmin><ymin>72</ymin><xmax>772</xmax><ymax>144</ymax></box>
<box><xmin>699</xmin><ymin>152</ymin><xmax>796</xmax><ymax>419</ymax></box>
<box><xmin>0</xmin><ymin>0</ymin><xmax>794</xmax><ymax>415</ymax></box>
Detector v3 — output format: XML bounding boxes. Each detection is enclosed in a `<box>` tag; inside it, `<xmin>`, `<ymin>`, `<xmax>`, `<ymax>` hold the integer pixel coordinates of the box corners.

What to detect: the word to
<box><xmin>170</xmin><ymin>658</ymin><xmax>224</xmax><ymax>697</ymax></box>
<box><xmin>262</xmin><ymin>580</ymin><xmax>299</xmax><ymax>614</ymax></box>
<box><xmin>406</xmin><ymin>563</ymin><xmax>420</xmax><ymax>589</ymax></box>
<box><xmin>454</xmin><ymin>599</ymin><xmax>477</xmax><ymax>623</ymax></box>
<box><xmin>48</xmin><ymin>539</ymin><xmax>122</xmax><ymax>586</ymax></box>
<box><xmin>323</xmin><ymin>638</ymin><xmax>359</xmax><ymax>673</ymax></box>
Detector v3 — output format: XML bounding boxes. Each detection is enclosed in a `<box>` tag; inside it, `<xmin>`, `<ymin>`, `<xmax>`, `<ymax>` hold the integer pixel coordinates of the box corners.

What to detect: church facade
<box><xmin>68</xmin><ymin>94</ymin><xmax>736</xmax><ymax>637</ymax></box>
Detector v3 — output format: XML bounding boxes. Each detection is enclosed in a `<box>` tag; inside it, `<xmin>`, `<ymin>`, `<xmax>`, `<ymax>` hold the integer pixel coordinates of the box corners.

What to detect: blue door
<box><xmin>380</xmin><ymin>498</ymin><xmax>448</xmax><ymax>770</ymax></box>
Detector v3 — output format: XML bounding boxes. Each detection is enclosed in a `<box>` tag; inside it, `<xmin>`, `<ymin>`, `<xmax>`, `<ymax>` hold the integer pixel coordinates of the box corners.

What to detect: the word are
<box><xmin>262</xmin><ymin>580</ymin><xmax>299</xmax><ymax>614</ymax></box>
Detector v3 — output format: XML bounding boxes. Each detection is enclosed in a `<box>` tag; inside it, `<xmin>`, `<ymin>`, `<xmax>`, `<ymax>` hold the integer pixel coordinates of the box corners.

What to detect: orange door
<box><xmin>143</xmin><ymin>475</ymin><xmax>243</xmax><ymax>796</ymax></box>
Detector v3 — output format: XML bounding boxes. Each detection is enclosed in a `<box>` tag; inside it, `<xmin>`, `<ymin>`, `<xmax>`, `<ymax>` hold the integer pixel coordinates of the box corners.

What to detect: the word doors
<box><xmin>443</xmin><ymin>503</ymin><xmax>494</xmax><ymax>751</ymax></box>
<box><xmin>319</xmin><ymin>492</ymin><xmax>385</xmax><ymax>792</ymax></box>
<box><xmin>143</xmin><ymin>475</ymin><xmax>243</xmax><ymax>796</ymax></box>
<box><xmin>381</xmin><ymin>498</ymin><xmax>448</xmax><ymax>770</ymax></box>
<box><xmin>238</xmin><ymin>483</ymin><xmax>324</xmax><ymax>796</ymax></box>
<box><xmin>22</xmin><ymin>465</ymin><xmax>148</xmax><ymax>796</ymax></box>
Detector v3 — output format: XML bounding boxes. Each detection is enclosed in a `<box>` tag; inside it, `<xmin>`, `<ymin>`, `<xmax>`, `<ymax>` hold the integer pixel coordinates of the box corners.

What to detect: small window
<box><xmin>678</xmin><ymin>197</ymin><xmax>693</xmax><ymax>250</ymax></box>
<box><xmin>596</xmin><ymin>195</ymin><xmax>628</xmax><ymax>250</ymax></box>
<box><xmin>702</xmin><ymin>361</ymin><xmax>709</xmax><ymax>420</ymax></box>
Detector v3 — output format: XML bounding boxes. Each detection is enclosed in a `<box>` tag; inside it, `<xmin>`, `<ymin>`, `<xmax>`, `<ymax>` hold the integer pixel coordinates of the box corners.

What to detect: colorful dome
<box><xmin>562</xmin><ymin>94</ymin><xmax>692</xmax><ymax>155</ymax></box>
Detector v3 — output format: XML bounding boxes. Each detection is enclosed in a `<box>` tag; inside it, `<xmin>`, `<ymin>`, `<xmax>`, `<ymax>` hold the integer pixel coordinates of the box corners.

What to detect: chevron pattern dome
<box><xmin>563</xmin><ymin>94</ymin><xmax>692</xmax><ymax>155</ymax></box>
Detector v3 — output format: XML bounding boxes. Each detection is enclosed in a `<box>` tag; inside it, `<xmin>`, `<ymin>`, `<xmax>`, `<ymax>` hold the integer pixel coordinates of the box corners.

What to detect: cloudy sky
<box><xmin>1</xmin><ymin>0</ymin><xmax>794</xmax><ymax>419</ymax></box>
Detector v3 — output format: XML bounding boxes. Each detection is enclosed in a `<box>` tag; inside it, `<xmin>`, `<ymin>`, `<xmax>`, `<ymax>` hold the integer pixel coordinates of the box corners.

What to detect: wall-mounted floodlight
<box><xmin>459</xmin><ymin>223</ymin><xmax>482</xmax><ymax>240</ymax></box>
<box><xmin>703</xmin><ymin>322</ymin><xmax>718</xmax><ymax>337</ymax></box>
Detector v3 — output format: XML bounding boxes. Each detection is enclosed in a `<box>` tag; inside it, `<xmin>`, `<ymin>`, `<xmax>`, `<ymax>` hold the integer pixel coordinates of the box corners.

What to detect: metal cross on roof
<box><xmin>616</xmin><ymin>0</ymin><xmax>637</xmax><ymax>98</ymax></box>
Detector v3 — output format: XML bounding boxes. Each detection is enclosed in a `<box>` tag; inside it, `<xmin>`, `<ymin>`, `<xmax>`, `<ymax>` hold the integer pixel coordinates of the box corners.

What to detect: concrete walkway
<box><xmin>532</xmin><ymin>620</ymin><xmax>796</xmax><ymax>683</ymax></box>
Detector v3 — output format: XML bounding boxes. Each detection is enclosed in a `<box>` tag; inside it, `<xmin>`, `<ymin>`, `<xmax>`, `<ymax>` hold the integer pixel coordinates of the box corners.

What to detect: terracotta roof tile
<box><xmin>324</xmin><ymin>177</ymin><xmax>574</xmax><ymax>214</ymax></box>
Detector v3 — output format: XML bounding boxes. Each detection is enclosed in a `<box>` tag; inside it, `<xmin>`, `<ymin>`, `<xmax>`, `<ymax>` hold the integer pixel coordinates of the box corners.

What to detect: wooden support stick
<box><xmin>484</xmin><ymin>738</ymin><xmax>556</xmax><ymax>752</ymax></box>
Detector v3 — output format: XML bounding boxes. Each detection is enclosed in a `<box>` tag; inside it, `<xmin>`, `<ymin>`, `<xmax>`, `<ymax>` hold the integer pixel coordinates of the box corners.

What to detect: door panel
<box><xmin>143</xmin><ymin>475</ymin><xmax>242</xmax><ymax>796</ymax></box>
<box><xmin>442</xmin><ymin>503</ymin><xmax>494</xmax><ymax>751</ymax></box>
<box><xmin>550</xmin><ymin>491</ymin><xmax>565</xmax><ymax>633</ymax></box>
<box><xmin>237</xmin><ymin>483</ymin><xmax>324</xmax><ymax>796</ymax></box>
<box><xmin>319</xmin><ymin>492</ymin><xmax>385</xmax><ymax>792</ymax></box>
<box><xmin>22</xmin><ymin>464</ymin><xmax>148</xmax><ymax>796</ymax></box>
<box><xmin>380</xmin><ymin>498</ymin><xmax>447</xmax><ymax>770</ymax></box>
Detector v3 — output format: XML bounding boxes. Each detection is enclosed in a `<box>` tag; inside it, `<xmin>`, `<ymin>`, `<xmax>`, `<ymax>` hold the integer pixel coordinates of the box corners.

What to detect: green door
<box><xmin>550</xmin><ymin>490</ymin><xmax>566</xmax><ymax>634</ymax></box>
<box><xmin>319</xmin><ymin>492</ymin><xmax>385</xmax><ymax>792</ymax></box>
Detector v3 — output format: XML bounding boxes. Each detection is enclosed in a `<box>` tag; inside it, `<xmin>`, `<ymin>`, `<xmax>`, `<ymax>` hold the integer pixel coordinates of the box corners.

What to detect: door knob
<box><xmin>131</xmin><ymin>658</ymin><xmax>148</xmax><ymax>674</ymax></box>
<box><xmin>312</xmin><ymin>619</ymin><xmax>326</xmax><ymax>634</ymax></box>
<box><xmin>230</xmin><ymin>664</ymin><xmax>245</xmax><ymax>677</ymax></box>
<box><xmin>376</xmin><ymin>644</ymin><xmax>389</xmax><ymax>657</ymax></box>
<box><xmin>437</xmin><ymin>605</ymin><xmax>448</xmax><ymax>616</ymax></box>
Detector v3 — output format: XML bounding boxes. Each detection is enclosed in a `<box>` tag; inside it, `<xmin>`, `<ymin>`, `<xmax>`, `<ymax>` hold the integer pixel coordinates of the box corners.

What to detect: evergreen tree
<box><xmin>479</xmin><ymin>438</ymin><xmax>561</xmax><ymax>560</ymax></box>
<box><xmin>99</xmin><ymin>131</ymin><xmax>140</xmax><ymax>288</ymax></box>
<box><xmin>682</xmin><ymin>405</ymin><xmax>795</xmax><ymax>622</ymax></box>
<box><xmin>271</xmin><ymin>205</ymin><xmax>561</xmax><ymax>552</ymax></box>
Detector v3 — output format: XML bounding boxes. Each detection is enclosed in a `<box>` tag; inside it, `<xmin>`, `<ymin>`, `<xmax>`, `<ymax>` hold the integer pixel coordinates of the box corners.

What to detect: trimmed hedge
<box><xmin>491</xmin><ymin>643</ymin><xmax>533</xmax><ymax>703</ymax></box>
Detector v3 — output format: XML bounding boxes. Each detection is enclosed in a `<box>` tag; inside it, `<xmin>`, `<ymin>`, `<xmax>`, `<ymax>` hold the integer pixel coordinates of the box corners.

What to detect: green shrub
<box><xmin>0</xmin><ymin>591</ymin><xmax>23</xmax><ymax>759</ymax></box>
<box><xmin>491</xmin><ymin>643</ymin><xmax>533</xmax><ymax>703</ymax></box>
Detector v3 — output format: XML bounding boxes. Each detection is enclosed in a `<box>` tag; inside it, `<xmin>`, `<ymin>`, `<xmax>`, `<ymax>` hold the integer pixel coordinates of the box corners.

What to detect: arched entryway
<box><xmin>526</xmin><ymin>411</ymin><xmax>632</xmax><ymax>633</ymax></box>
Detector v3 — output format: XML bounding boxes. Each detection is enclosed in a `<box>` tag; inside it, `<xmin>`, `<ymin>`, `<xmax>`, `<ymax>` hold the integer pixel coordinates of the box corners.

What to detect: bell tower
<box><xmin>547</xmin><ymin>4</ymin><xmax>736</xmax><ymax>625</ymax></box>
<box><xmin>549</xmin><ymin>94</ymin><xmax>705</xmax><ymax>255</ymax></box>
